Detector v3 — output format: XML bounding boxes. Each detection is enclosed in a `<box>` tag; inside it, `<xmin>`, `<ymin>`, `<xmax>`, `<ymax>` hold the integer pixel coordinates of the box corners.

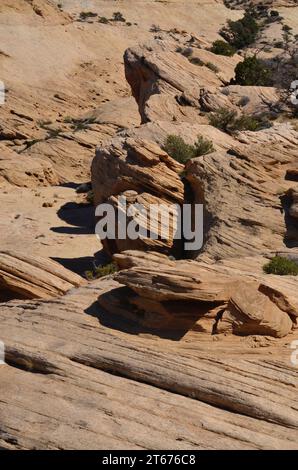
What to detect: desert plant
<box><xmin>263</xmin><ymin>256</ymin><xmax>298</xmax><ymax>275</ymax></box>
<box><xmin>209</xmin><ymin>107</ymin><xmax>271</xmax><ymax>133</ymax></box>
<box><xmin>163</xmin><ymin>135</ymin><xmax>214</xmax><ymax>163</ymax></box>
<box><xmin>64</xmin><ymin>116</ymin><xmax>96</xmax><ymax>131</ymax></box>
<box><xmin>206</xmin><ymin>62</ymin><xmax>219</xmax><ymax>73</ymax></box>
<box><xmin>237</xmin><ymin>95</ymin><xmax>250</xmax><ymax>107</ymax></box>
<box><xmin>233</xmin><ymin>56</ymin><xmax>272</xmax><ymax>86</ymax></box>
<box><xmin>230</xmin><ymin>114</ymin><xmax>269</xmax><ymax>132</ymax></box>
<box><xmin>163</xmin><ymin>135</ymin><xmax>195</xmax><ymax>163</ymax></box>
<box><xmin>189</xmin><ymin>57</ymin><xmax>204</xmax><ymax>66</ymax></box>
<box><xmin>194</xmin><ymin>135</ymin><xmax>215</xmax><ymax>155</ymax></box>
<box><xmin>99</xmin><ymin>16</ymin><xmax>109</xmax><ymax>24</ymax></box>
<box><xmin>79</xmin><ymin>11</ymin><xmax>97</xmax><ymax>21</ymax></box>
<box><xmin>210</xmin><ymin>40</ymin><xmax>236</xmax><ymax>56</ymax></box>
<box><xmin>85</xmin><ymin>262</ymin><xmax>118</xmax><ymax>280</ymax></box>
<box><xmin>221</xmin><ymin>12</ymin><xmax>260</xmax><ymax>49</ymax></box>
<box><xmin>208</xmin><ymin>108</ymin><xmax>237</xmax><ymax>132</ymax></box>
<box><xmin>112</xmin><ymin>12</ymin><xmax>126</xmax><ymax>22</ymax></box>
<box><xmin>177</xmin><ymin>47</ymin><xmax>193</xmax><ymax>58</ymax></box>
<box><xmin>150</xmin><ymin>24</ymin><xmax>161</xmax><ymax>32</ymax></box>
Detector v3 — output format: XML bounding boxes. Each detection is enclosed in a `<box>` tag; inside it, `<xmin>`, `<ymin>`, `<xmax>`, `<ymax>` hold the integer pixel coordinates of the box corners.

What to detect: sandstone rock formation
<box><xmin>92</xmin><ymin>137</ymin><xmax>184</xmax><ymax>255</ymax></box>
<box><xmin>104</xmin><ymin>250</ymin><xmax>296</xmax><ymax>338</ymax></box>
<box><xmin>0</xmin><ymin>251</ymin><xmax>84</xmax><ymax>300</ymax></box>
<box><xmin>124</xmin><ymin>40</ymin><xmax>224</xmax><ymax>123</ymax></box>
<box><xmin>185</xmin><ymin>140</ymin><xmax>298</xmax><ymax>259</ymax></box>
<box><xmin>1</xmin><ymin>277</ymin><xmax>297</xmax><ymax>449</ymax></box>
<box><xmin>1</xmin><ymin>0</ymin><xmax>298</xmax><ymax>451</ymax></box>
<box><xmin>0</xmin><ymin>145</ymin><xmax>58</xmax><ymax>187</ymax></box>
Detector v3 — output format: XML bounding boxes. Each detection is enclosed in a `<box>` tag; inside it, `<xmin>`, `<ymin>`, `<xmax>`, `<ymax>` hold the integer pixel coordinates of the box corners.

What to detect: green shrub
<box><xmin>222</xmin><ymin>12</ymin><xmax>260</xmax><ymax>49</ymax></box>
<box><xmin>233</xmin><ymin>56</ymin><xmax>272</xmax><ymax>86</ymax></box>
<box><xmin>85</xmin><ymin>262</ymin><xmax>118</xmax><ymax>280</ymax></box>
<box><xmin>79</xmin><ymin>11</ymin><xmax>97</xmax><ymax>21</ymax></box>
<box><xmin>210</xmin><ymin>40</ymin><xmax>236</xmax><ymax>56</ymax></box>
<box><xmin>208</xmin><ymin>108</ymin><xmax>237</xmax><ymax>132</ymax></box>
<box><xmin>209</xmin><ymin>108</ymin><xmax>271</xmax><ymax>133</ymax></box>
<box><xmin>177</xmin><ymin>47</ymin><xmax>193</xmax><ymax>57</ymax></box>
<box><xmin>112</xmin><ymin>12</ymin><xmax>126</xmax><ymax>22</ymax></box>
<box><xmin>206</xmin><ymin>62</ymin><xmax>219</xmax><ymax>73</ymax></box>
<box><xmin>231</xmin><ymin>115</ymin><xmax>262</xmax><ymax>131</ymax></box>
<box><xmin>189</xmin><ymin>57</ymin><xmax>204</xmax><ymax>66</ymax></box>
<box><xmin>163</xmin><ymin>135</ymin><xmax>214</xmax><ymax>164</ymax></box>
<box><xmin>194</xmin><ymin>135</ymin><xmax>215</xmax><ymax>156</ymax></box>
<box><xmin>263</xmin><ymin>256</ymin><xmax>298</xmax><ymax>275</ymax></box>
<box><xmin>99</xmin><ymin>16</ymin><xmax>109</xmax><ymax>24</ymax></box>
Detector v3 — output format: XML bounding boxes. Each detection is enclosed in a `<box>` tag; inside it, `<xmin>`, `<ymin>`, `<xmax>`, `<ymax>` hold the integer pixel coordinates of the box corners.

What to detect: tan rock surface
<box><xmin>185</xmin><ymin>139</ymin><xmax>298</xmax><ymax>260</ymax></box>
<box><xmin>111</xmin><ymin>251</ymin><xmax>296</xmax><ymax>338</ymax></box>
<box><xmin>1</xmin><ymin>278</ymin><xmax>298</xmax><ymax>449</ymax></box>
<box><xmin>1</xmin><ymin>0</ymin><xmax>298</xmax><ymax>451</ymax></box>
<box><xmin>217</xmin><ymin>282</ymin><xmax>293</xmax><ymax>338</ymax></box>
<box><xmin>0</xmin><ymin>145</ymin><xmax>58</xmax><ymax>187</ymax></box>
<box><xmin>124</xmin><ymin>40</ymin><xmax>223</xmax><ymax>123</ymax></box>
<box><xmin>92</xmin><ymin>137</ymin><xmax>183</xmax><ymax>207</ymax></box>
<box><xmin>0</xmin><ymin>251</ymin><xmax>84</xmax><ymax>300</ymax></box>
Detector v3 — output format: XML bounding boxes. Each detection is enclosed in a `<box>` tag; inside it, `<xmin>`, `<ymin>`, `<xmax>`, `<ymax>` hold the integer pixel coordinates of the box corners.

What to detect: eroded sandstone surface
<box><xmin>0</xmin><ymin>0</ymin><xmax>298</xmax><ymax>450</ymax></box>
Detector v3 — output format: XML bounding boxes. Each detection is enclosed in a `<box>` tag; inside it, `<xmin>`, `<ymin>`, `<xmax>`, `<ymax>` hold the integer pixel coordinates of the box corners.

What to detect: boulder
<box><xmin>124</xmin><ymin>40</ymin><xmax>223</xmax><ymax>123</ymax></box>
<box><xmin>217</xmin><ymin>282</ymin><xmax>293</xmax><ymax>338</ymax></box>
<box><xmin>92</xmin><ymin>137</ymin><xmax>183</xmax><ymax>206</ymax></box>
<box><xmin>0</xmin><ymin>251</ymin><xmax>84</xmax><ymax>300</ymax></box>
<box><xmin>108</xmin><ymin>251</ymin><xmax>296</xmax><ymax>338</ymax></box>
<box><xmin>101</xmin><ymin>190</ymin><xmax>183</xmax><ymax>256</ymax></box>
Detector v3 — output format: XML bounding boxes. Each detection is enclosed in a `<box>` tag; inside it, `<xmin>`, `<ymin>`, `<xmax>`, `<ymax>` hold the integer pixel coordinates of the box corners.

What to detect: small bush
<box><xmin>112</xmin><ymin>12</ymin><xmax>126</xmax><ymax>22</ymax></box>
<box><xmin>85</xmin><ymin>262</ymin><xmax>118</xmax><ymax>280</ymax></box>
<box><xmin>99</xmin><ymin>16</ymin><xmax>109</xmax><ymax>24</ymax></box>
<box><xmin>150</xmin><ymin>24</ymin><xmax>161</xmax><ymax>32</ymax></box>
<box><xmin>233</xmin><ymin>56</ymin><xmax>272</xmax><ymax>86</ymax></box>
<box><xmin>231</xmin><ymin>115</ymin><xmax>262</xmax><ymax>132</ymax></box>
<box><xmin>222</xmin><ymin>12</ymin><xmax>260</xmax><ymax>49</ymax></box>
<box><xmin>237</xmin><ymin>95</ymin><xmax>250</xmax><ymax>107</ymax></box>
<box><xmin>263</xmin><ymin>256</ymin><xmax>298</xmax><ymax>275</ymax></box>
<box><xmin>64</xmin><ymin>116</ymin><xmax>96</xmax><ymax>131</ymax></box>
<box><xmin>179</xmin><ymin>47</ymin><xmax>193</xmax><ymax>58</ymax></box>
<box><xmin>210</xmin><ymin>40</ymin><xmax>236</xmax><ymax>56</ymax></box>
<box><xmin>79</xmin><ymin>11</ymin><xmax>97</xmax><ymax>21</ymax></box>
<box><xmin>163</xmin><ymin>135</ymin><xmax>214</xmax><ymax>164</ymax></box>
<box><xmin>206</xmin><ymin>62</ymin><xmax>219</xmax><ymax>73</ymax></box>
<box><xmin>189</xmin><ymin>57</ymin><xmax>204</xmax><ymax>66</ymax></box>
<box><xmin>194</xmin><ymin>135</ymin><xmax>215</xmax><ymax>156</ymax></box>
<box><xmin>209</xmin><ymin>108</ymin><xmax>270</xmax><ymax>133</ymax></box>
<box><xmin>208</xmin><ymin>108</ymin><xmax>237</xmax><ymax>132</ymax></box>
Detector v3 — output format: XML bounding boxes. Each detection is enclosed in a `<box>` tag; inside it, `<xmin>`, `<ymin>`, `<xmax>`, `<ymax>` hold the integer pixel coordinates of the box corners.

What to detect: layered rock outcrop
<box><xmin>0</xmin><ymin>251</ymin><xmax>84</xmax><ymax>300</ymax></box>
<box><xmin>92</xmin><ymin>137</ymin><xmax>184</xmax><ymax>255</ymax></box>
<box><xmin>1</xmin><ymin>276</ymin><xmax>298</xmax><ymax>449</ymax></box>
<box><xmin>97</xmin><ymin>250</ymin><xmax>297</xmax><ymax>338</ymax></box>
<box><xmin>0</xmin><ymin>145</ymin><xmax>58</xmax><ymax>187</ymax></box>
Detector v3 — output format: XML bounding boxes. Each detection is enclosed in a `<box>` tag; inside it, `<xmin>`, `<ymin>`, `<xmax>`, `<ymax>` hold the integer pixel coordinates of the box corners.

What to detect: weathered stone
<box><xmin>0</xmin><ymin>251</ymin><xmax>84</xmax><ymax>300</ymax></box>
<box><xmin>217</xmin><ymin>282</ymin><xmax>293</xmax><ymax>338</ymax></box>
